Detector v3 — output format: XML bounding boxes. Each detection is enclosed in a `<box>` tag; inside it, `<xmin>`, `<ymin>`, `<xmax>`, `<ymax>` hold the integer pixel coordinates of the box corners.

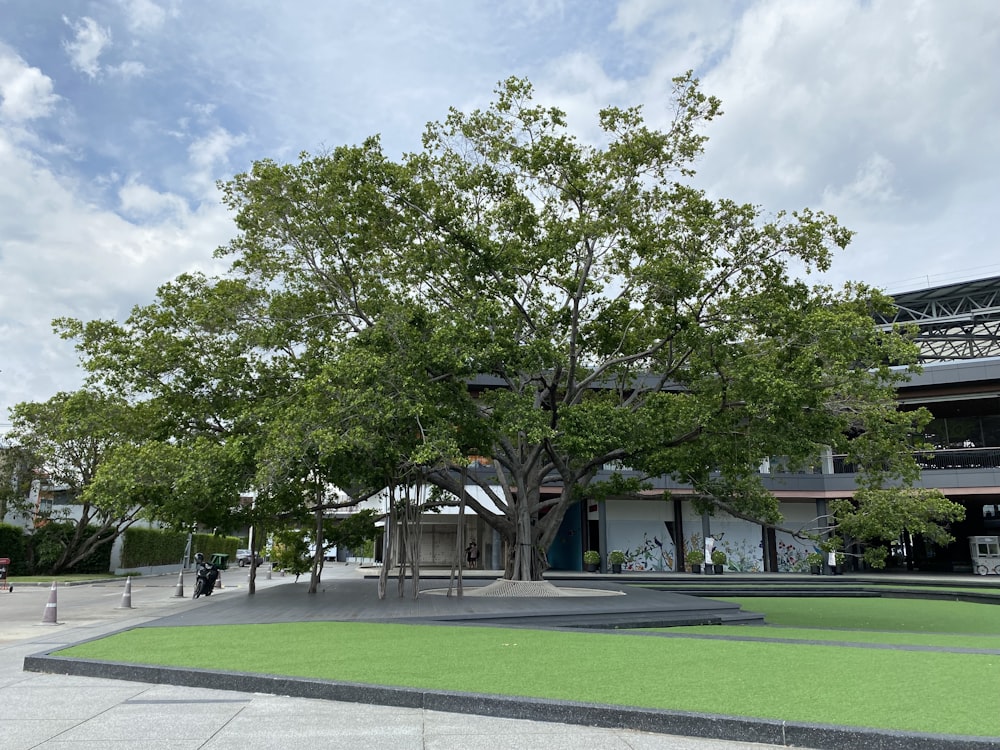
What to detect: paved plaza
<box><xmin>4</xmin><ymin>565</ymin><xmax>996</xmax><ymax>749</ymax></box>
<box><xmin>1</xmin><ymin>566</ymin><xmax>790</xmax><ymax>750</ymax></box>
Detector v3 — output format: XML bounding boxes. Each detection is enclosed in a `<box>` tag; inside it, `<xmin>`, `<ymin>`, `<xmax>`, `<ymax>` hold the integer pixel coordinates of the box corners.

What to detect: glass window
<box><xmin>945</xmin><ymin>416</ymin><xmax>982</xmax><ymax>448</ymax></box>
<box><xmin>982</xmin><ymin>416</ymin><xmax>1000</xmax><ymax>447</ymax></box>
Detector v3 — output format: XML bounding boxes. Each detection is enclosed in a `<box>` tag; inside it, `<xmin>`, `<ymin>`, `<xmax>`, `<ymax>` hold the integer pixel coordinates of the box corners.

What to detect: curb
<box><xmin>23</xmin><ymin>651</ymin><xmax>998</xmax><ymax>750</ymax></box>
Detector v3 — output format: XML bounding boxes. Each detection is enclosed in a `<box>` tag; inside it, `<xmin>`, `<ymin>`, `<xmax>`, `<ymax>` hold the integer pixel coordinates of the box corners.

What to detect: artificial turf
<box><xmin>658</xmin><ymin>625</ymin><xmax>1000</xmax><ymax>649</ymax></box>
<box><xmin>718</xmin><ymin>595</ymin><xmax>1000</xmax><ymax>633</ymax></box>
<box><xmin>55</xmin><ymin>600</ymin><xmax>1000</xmax><ymax>737</ymax></box>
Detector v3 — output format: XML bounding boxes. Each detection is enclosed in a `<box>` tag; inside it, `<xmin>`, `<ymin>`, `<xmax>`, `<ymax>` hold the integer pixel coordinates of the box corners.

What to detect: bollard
<box><xmin>41</xmin><ymin>581</ymin><xmax>60</xmax><ymax>625</ymax></box>
<box><xmin>266</xmin><ymin>563</ymin><xmax>271</xmax><ymax>580</ymax></box>
<box><xmin>172</xmin><ymin>569</ymin><xmax>185</xmax><ymax>598</ymax></box>
<box><xmin>117</xmin><ymin>576</ymin><xmax>133</xmax><ymax>609</ymax></box>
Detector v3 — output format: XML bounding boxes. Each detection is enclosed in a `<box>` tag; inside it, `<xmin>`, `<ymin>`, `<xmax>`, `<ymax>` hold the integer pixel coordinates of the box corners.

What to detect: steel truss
<box><xmin>876</xmin><ymin>276</ymin><xmax>1000</xmax><ymax>362</ymax></box>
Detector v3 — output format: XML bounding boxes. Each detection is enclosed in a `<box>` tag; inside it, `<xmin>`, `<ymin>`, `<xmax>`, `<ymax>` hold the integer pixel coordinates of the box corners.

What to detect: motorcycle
<box><xmin>192</xmin><ymin>555</ymin><xmax>220</xmax><ymax>599</ymax></box>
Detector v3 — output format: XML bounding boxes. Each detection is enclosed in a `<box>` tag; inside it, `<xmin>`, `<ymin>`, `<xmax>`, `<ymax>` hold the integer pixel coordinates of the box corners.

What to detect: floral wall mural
<box><xmin>607</xmin><ymin>521</ymin><xmax>676</xmax><ymax>571</ymax></box>
<box><xmin>601</xmin><ymin>497</ymin><xmax>824</xmax><ymax>573</ymax></box>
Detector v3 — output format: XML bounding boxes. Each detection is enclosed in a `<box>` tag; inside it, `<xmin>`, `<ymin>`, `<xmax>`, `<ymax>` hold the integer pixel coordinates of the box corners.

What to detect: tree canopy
<box><xmin>58</xmin><ymin>74</ymin><xmax>961</xmax><ymax>580</ymax></box>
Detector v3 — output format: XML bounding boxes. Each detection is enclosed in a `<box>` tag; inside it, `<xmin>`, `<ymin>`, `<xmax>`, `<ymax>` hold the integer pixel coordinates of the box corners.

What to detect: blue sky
<box><xmin>2</xmin><ymin>0</ymin><xmax>1000</xmax><ymax>423</ymax></box>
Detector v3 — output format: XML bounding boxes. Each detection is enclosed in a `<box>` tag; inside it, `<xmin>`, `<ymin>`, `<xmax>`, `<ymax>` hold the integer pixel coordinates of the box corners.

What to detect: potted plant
<box><xmin>711</xmin><ymin>549</ymin><xmax>726</xmax><ymax>574</ymax></box>
<box><xmin>583</xmin><ymin>549</ymin><xmax>600</xmax><ymax>572</ymax></box>
<box><xmin>806</xmin><ymin>552</ymin><xmax>823</xmax><ymax>575</ymax></box>
<box><xmin>608</xmin><ymin>549</ymin><xmax>626</xmax><ymax>573</ymax></box>
<box><xmin>685</xmin><ymin>548</ymin><xmax>703</xmax><ymax>574</ymax></box>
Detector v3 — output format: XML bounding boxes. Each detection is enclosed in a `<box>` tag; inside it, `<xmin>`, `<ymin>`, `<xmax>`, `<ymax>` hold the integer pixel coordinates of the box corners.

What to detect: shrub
<box><xmin>26</xmin><ymin>522</ymin><xmax>113</xmax><ymax>574</ymax></box>
<box><xmin>0</xmin><ymin>523</ymin><xmax>28</xmax><ymax>575</ymax></box>
<box><xmin>583</xmin><ymin>550</ymin><xmax>600</xmax><ymax>565</ymax></box>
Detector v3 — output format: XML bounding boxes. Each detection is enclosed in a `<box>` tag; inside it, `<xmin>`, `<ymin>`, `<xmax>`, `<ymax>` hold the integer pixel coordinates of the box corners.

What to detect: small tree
<box><xmin>6</xmin><ymin>390</ymin><xmax>148</xmax><ymax>574</ymax></box>
<box><xmin>269</xmin><ymin>529</ymin><xmax>312</xmax><ymax>581</ymax></box>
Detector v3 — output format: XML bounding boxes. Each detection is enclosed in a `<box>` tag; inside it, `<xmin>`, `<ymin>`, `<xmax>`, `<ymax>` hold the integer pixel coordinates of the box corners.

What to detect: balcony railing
<box><xmin>833</xmin><ymin>448</ymin><xmax>1000</xmax><ymax>473</ymax></box>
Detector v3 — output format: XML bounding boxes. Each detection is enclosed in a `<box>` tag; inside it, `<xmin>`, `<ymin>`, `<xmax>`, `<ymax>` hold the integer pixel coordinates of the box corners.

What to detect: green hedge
<box><xmin>121</xmin><ymin>527</ymin><xmax>188</xmax><ymax>568</ymax></box>
<box><xmin>0</xmin><ymin>523</ymin><xmax>28</xmax><ymax>575</ymax></box>
<box><xmin>121</xmin><ymin>527</ymin><xmax>242</xmax><ymax>568</ymax></box>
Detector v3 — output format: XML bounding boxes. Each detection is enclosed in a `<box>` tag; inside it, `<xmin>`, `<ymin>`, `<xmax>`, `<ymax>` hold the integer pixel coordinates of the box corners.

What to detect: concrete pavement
<box><xmin>2</xmin><ymin>568</ymin><xmax>787</xmax><ymax>750</ymax></box>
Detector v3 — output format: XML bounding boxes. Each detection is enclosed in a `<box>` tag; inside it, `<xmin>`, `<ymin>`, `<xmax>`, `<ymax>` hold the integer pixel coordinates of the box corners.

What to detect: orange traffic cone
<box><xmin>117</xmin><ymin>576</ymin><xmax>133</xmax><ymax>609</ymax></box>
<box><xmin>41</xmin><ymin>581</ymin><xmax>60</xmax><ymax>625</ymax></box>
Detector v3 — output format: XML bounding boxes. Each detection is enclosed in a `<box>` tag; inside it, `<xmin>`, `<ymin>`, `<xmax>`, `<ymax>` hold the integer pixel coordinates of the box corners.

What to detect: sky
<box><xmin>2</xmin><ymin>0</ymin><xmax>999</xmax><ymax>425</ymax></box>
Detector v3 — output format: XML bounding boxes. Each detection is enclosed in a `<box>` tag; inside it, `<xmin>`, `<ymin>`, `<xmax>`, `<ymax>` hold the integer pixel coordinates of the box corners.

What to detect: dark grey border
<box><xmin>23</xmin><ymin>651</ymin><xmax>998</xmax><ymax>750</ymax></box>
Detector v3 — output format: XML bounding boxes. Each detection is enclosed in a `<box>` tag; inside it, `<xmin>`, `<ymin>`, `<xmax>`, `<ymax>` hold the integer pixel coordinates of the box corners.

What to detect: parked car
<box><xmin>235</xmin><ymin>549</ymin><xmax>264</xmax><ymax>567</ymax></box>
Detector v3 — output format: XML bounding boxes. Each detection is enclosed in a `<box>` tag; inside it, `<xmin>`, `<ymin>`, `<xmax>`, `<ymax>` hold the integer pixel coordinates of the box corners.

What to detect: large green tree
<box><xmin>63</xmin><ymin>74</ymin><xmax>961</xmax><ymax>581</ymax></box>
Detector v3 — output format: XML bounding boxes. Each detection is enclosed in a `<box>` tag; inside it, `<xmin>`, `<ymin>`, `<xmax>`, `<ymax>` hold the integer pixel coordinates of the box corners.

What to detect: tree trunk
<box><xmin>308</xmin><ymin>501</ymin><xmax>324</xmax><ymax>594</ymax></box>
<box><xmin>407</xmin><ymin>488</ymin><xmax>422</xmax><ymax>599</ymax></box>
<box><xmin>448</xmin><ymin>488</ymin><xmax>466</xmax><ymax>598</ymax></box>
<box><xmin>247</xmin><ymin>524</ymin><xmax>257</xmax><ymax>596</ymax></box>
<box><xmin>377</xmin><ymin>493</ymin><xmax>394</xmax><ymax>600</ymax></box>
<box><xmin>396</xmin><ymin>491</ymin><xmax>407</xmax><ymax>598</ymax></box>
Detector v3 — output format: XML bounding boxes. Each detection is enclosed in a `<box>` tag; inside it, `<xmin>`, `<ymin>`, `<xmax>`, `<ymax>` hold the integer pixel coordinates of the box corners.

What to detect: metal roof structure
<box><xmin>877</xmin><ymin>275</ymin><xmax>1000</xmax><ymax>362</ymax></box>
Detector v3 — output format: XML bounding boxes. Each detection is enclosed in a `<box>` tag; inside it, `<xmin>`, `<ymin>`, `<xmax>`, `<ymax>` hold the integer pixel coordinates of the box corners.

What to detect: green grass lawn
<box><xmin>658</xmin><ymin>625</ymin><xmax>1000</xmax><ymax>649</ymax></box>
<box><xmin>640</xmin><ymin>582</ymin><xmax>1000</xmax><ymax>595</ymax></box>
<box><xmin>719</xmin><ymin>596</ymin><xmax>1000</xmax><ymax>633</ymax></box>
<box><xmin>55</xmin><ymin>597</ymin><xmax>1000</xmax><ymax>738</ymax></box>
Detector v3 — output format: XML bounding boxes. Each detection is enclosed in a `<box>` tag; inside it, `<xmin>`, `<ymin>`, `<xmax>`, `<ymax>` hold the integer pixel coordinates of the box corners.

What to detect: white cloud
<box><xmin>119</xmin><ymin>0</ymin><xmax>169</xmax><ymax>33</ymax></box>
<box><xmin>186</xmin><ymin>126</ymin><xmax>249</xmax><ymax>194</ymax></box>
<box><xmin>0</xmin><ymin>129</ymin><xmax>233</xmax><ymax>418</ymax></box>
<box><xmin>693</xmin><ymin>0</ymin><xmax>1000</xmax><ymax>214</ymax></box>
<box><xmin>108</xmin><ymin>60</ymin><xmax>147</xmax><ymax>79</ymax></box>
<box><xmin>0</xmin><ymin>45</ymin><xmax>59</xmax><ymax>122</ymax></box>
<box><xmin>62</xmin><ymin>16</ymin><xmax>112</xmax><ymax>79</ymax></box>
<box><xmin>823</xmin><ymin>152</ymin><xmax>899</xmax><ymax>214</ymax></box>
<box><xmin>118</xmin><ymin>177</ymin><xmax>190</xmax><ymax>221</ymax></box>
<box><xmin>611</xmin><ymin>0</ymin><xmax>662</xmax><ymax>33</ymax></box>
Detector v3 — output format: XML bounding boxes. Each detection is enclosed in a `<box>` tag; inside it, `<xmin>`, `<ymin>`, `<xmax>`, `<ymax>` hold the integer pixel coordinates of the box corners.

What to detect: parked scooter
<box><xmin>192</xmin><ymin>553</ymin><xmax>220</xmax><ymax>599</ymax></box>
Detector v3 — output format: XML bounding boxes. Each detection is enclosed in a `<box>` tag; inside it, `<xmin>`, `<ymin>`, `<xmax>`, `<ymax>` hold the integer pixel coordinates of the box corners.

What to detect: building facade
<box><xmin>378</xmin><ymin>275</ymin><xmax>1000</xmax><ymax>575</ymax></box>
